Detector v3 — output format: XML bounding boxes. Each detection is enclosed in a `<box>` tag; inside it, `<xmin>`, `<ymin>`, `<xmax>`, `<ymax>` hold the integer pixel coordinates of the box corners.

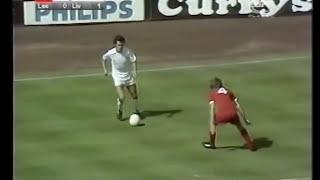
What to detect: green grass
<box><xmin>15</xmin><ymin>57</ymin><xmax>311</xmax><ymax>180</ymax></box>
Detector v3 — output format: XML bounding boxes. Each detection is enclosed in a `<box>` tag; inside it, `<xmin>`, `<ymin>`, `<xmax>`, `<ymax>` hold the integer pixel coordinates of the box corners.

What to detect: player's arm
<box><xmin>127</xmin><ymin>48</ymin><xmax>138</xmax><ymax>78</ymax></box>
<box><xmin>102</xmin><ymin>54</ymin><xmax>109</xmax><ymax>76</ymax></box>
<box><xmin>234</xmin><ymin>99</ymin><xmax>251</xmax><ymax>125</ymax></box>
<box><xmin>132</xmin><ymin>60</ymin><xmax>137</xmax><ymax>78</ymax></box>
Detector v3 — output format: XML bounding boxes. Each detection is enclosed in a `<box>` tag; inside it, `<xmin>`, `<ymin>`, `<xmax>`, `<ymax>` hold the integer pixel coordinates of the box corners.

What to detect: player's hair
<box><xmin>210</xmin><ymin>77</ymin><xmax>223</xmax><ymax>89</ymax></box>
<box><xmin>113</xmin><ymin>34</ymin><xmax>126</xmax><ymax>44</ymax></box>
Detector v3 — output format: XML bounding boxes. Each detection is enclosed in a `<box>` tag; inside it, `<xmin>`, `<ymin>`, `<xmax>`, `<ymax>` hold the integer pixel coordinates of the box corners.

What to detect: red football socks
<box><xmin>240</xmin><ymin>129</ymin><xmax>256</xmax><ymax>150</ymax></box>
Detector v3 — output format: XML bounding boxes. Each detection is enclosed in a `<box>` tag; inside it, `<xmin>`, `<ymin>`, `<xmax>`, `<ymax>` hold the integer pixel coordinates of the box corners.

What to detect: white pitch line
<box><xmin>278</xmin><ymin>177</ymin><xmax>311</xmax><ymax>180</ymax></box>
<box><xmin>14</xmin><ymin>55</ymin><xmax>309</xmax><ymax>82</ymax></box>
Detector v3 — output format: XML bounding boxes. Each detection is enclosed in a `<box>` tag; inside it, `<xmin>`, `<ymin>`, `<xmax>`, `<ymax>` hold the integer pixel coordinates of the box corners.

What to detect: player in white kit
<box><xmin>102</xmin><ymin>35</ymin><xmax>140</xmax><ymax>120</ymax></box>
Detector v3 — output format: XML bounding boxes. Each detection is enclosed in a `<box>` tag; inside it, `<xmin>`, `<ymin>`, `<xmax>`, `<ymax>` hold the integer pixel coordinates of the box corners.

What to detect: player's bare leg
<box><xmin>234</xmin><ymin>121</ymin><xmax>256</xmax><ymax>151</ymax></box>
<box><xmin>115</xmin><ymin>85</ymin><xmax>125</xmax><ymax>120</ymax></box>
<box><xmin>126</xmin><ymin>84</ymin><xmax>140</xmax><ymax>114</ymax></box>
<box><xmin>202</xmin><ymin>120</ymin><xmax>217</xmax><ymax>149</ymax></box>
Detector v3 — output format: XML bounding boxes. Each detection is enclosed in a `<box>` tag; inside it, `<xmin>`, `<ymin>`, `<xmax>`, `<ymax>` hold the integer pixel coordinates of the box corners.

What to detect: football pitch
<box><xmin>15</xmin><ymin>56</ymin><xmax>311</xmax><ymax>180</ymax></box>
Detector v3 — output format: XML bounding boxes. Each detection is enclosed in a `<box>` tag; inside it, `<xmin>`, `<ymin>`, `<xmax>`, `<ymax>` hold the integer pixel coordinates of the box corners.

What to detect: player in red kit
<box><xmin>202</xmin><ymin>77</ymin><xmax>257</xmax><ymax>151</ymax></box>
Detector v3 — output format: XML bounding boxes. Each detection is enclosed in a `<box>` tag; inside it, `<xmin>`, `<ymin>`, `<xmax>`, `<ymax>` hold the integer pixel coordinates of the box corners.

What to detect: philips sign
<box><xmin>24</xmin><ymin>0</ymin><xmax>145</xmax><ymax>25</ymax></box>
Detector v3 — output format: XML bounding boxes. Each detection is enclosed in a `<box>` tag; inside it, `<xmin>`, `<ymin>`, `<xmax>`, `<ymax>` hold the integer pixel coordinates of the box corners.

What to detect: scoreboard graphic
<box><xmin>35</xmin><ymin>0</ymin><xmax>113</xmax><ymax>10</ymax></box>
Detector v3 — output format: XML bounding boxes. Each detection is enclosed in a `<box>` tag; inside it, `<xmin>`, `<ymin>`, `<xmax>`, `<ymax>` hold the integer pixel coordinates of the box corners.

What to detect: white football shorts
<box><xmin>112</xmin><ymin>75</ymin><xmax>136</xmax><ymax>87</ymax></box>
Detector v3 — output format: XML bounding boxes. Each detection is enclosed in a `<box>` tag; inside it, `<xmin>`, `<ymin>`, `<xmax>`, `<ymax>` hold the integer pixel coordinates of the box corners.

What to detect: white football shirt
<box><xmin>102</xmin><ymin>47</ymin><xmax>137</xmax><ymax>80</ymax></box>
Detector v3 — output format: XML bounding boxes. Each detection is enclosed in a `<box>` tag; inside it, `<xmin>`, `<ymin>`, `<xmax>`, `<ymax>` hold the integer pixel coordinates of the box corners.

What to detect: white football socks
<box><xmin>117</xmin><ymin>98</ymin><xmax>123</xmax><ymax>112</ymax></box>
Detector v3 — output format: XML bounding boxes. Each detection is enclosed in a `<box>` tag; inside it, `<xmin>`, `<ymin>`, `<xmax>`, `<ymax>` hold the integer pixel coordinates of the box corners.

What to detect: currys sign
<box><xmin>151</xmin><ymin>0</ymin><xmax>312</xmax><ymax>19</ymax></box>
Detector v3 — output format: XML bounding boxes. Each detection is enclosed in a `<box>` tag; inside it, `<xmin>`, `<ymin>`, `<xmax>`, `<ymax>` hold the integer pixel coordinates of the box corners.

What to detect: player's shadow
<box><xmin>132</xmin><ymin>123</ymin><xmax>146</xmax><ymax>127</ymax></box>
<box><xmin>217</xmin><ymin>137</ymin><xmax>273</xmax><ymax>151</ymax></box>
<box><xmin>122</xmin><ymin>109</ymin><xmax>182</xmax><ymax>121</ymax></box>
<box><xmin>140</xmin><ymin>109</ymin><xmax>182</xmax><ymax>119</ymax></box>
<box><xmin>253</xmin><ymin>137</ymin><xmax>273</xmax><ymax>150</ymax></box>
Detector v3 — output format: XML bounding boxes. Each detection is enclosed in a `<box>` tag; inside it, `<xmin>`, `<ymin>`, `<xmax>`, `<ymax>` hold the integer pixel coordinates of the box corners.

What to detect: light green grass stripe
<box><xmin>14</xmin><ymin>55</ymin><xmax>310</xmax><ymax>82</ymax></box>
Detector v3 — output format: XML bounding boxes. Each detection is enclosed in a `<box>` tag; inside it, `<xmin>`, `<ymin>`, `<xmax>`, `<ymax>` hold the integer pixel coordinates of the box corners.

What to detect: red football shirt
<box><xmin>208</xmin><ymin>87</ymin><xmax>238</xmax><ymax>115</ymax></box>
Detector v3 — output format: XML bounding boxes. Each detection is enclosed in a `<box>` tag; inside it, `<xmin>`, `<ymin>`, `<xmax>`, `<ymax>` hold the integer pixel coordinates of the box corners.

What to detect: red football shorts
<box><xmin>214</xmin><ymin>111</ymin><xmax>240</xmax><ymax>125</ymax></box>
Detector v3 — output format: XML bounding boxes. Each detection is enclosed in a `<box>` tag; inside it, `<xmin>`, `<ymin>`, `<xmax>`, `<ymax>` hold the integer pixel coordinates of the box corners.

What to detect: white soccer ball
<box><xmin>129</xmin><ymin>114</ymin><xmax>141</xmax><ymax>126</ymax></box>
